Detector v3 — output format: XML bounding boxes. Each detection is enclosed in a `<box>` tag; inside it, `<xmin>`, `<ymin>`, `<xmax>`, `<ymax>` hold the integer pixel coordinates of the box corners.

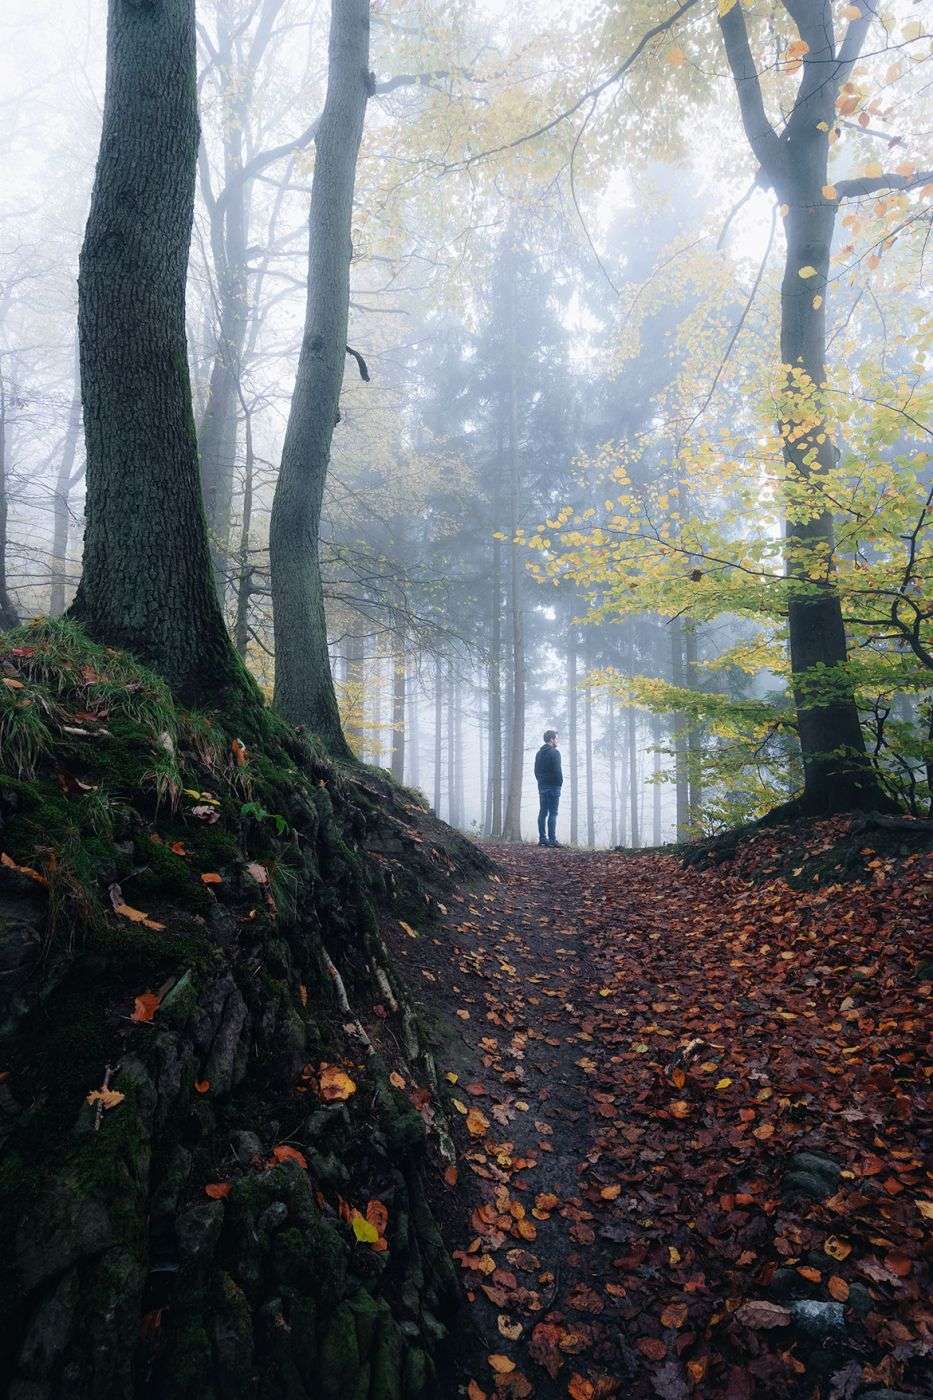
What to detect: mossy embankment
<box><xmin>0</xmin><ymin>619</ymin><xmax>489</xmax><ymax>1400</ymax></box>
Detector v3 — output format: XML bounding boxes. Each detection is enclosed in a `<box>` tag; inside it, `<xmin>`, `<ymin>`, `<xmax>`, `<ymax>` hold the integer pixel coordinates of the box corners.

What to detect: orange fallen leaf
<box><xmin>466</xmin><ymin>1108</ymin><xmax>490</xmax><ymax>1137</ymax></box>
<box><xmin>487</xmin><ymin>1354</ymin><xmax>515</xmax><ymax>1375</ymax></box>
<box><xmin>204</xmin><ymin>1183</ymin><xmax>231</xmax><ymax>1199</ymax></box>
<box><xmin>201</xmin><ymin>871</ymin><xmax>223</xmax><ymax>885</ymax></box>
<box><xmin>660</xmin><ymin>1301</ymin><xmax>688</xmax><ymax>1329</ymax></box>
<box><xmin>828</xmin><ymin>1275</ymin><xmax>849</xmax><ymax>1301</ymax></box>
<box><xmin>568</xmin><ymin>1375</ymin><xmax>595</xmax><ymax>1400</ymax></box>
<box><xmin>1</xmin><ymin>851</ymin><xmax>47</xmax><ymax>885</ymax></box>
<box><xmin>319</xmin><ymin>1064</ymin><xmax>357</xmax><ymax>1101</ymax></box>
<box><xmin>131</xmin><ymin>992</ymin><xmax>161</xmax><ymax>1023</ymax></box>
<box><xmin>272</xmin><ymin>1144</ymin><xmax>308</xmax><ymax>1170</ymax></box>
<box><xmin>194</xmin><ymin>1080</ymin><xmax>210</xmax><ymax>1094</ymax></box>
<box><xmin>600</xmin><ymin>1184</ymin><xmax>621</xmax><ymax>1201</ymax></box>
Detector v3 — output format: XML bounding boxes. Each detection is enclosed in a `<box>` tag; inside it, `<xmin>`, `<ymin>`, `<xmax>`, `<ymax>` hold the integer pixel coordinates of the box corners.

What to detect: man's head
<box><xmin>543</xmin><ymin>729</ymin><xmax>558</xmax><ymax>747</ymax></box>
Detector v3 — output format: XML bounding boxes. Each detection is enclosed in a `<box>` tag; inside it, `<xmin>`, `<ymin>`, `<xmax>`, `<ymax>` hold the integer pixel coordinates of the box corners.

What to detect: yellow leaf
<box><xmin>822</xmin><ymin>184</ymin><xmax>837</xmax><ymax>200</ymax></box>
<box><xmin>718</xmin><ymin>0</ymin><xmax>739</xmax><ymax>13</ymax></box>
<box><xmin>798</xmin><ymin>265</ymin><xmax>818</xmax><ymax>278</ymax></box>
<box><xmin>816</xmin><ymin>121</ymin><xmax>830</xmax><ymax>132</ymax></box>
<box><xmin>352</xmin><ymin>1213</ymin><xmax>380</xmax><ymax>1244</ymax></box>
<box><xmin>862</xmin><ymin>161</ymin><xmax>883</xmax><ymax>179</ymax></box>
<box><xmin>398</xmin><ymin>920</ymin><xmax>418</xmax><ymax>938</ymax></box>
<box><xmin>843</xmin><ymin>3</ymin><xmax>861</xmax><ymax>16</ymax></box>
<box><xmin>786</xmin><ymin>38</ymin><xmax>810</xmax><ymax>59</ymax></box>
<box><xmin>86</xmin><ymin>1087</ymin><xmax>125</xmax><ymax>1110</ymax></box>
<box><xmin>715</xmin><ymin>1077</ymin><xmax>733</xmax><ymax>1089</ymax></box>
<box><xmin>487</xmin><ymin>1355</ymin><xmax>515</xmax><ymax>1375</ymax></box>
<box><xmin>812</xmin><ymin>295</ymin><xmax>823</xmax><ymax>309</ymax></box>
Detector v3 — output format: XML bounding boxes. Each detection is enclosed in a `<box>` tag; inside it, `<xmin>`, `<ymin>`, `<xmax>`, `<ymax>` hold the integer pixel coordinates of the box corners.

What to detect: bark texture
<box><xmin>269</xmin><ymin>0</ymin><xmax>369</xmax><ymax>756</ymax></box>
<box><xmin>719</xmin><ymin>0</ymin><xmax>890</xmax><ymax>815</ymax></box>
<box><xmin>71</xmin><ymin>0</ymin><xmax>245</xmax><ymax>706</ymax></box>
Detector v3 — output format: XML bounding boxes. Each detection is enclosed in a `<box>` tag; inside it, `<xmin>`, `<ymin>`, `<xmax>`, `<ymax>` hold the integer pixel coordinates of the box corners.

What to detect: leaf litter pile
<box><xmin>386</xmin><ymin>821</ymin><xmax>931</xmax><ymax>1399</ymax></box>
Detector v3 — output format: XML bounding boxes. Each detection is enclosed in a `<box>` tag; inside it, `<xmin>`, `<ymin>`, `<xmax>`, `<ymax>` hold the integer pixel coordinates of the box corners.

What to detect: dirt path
<box><xmin>385</xmin><ymin>833</ymin><xmax>931</xmax><ymax>1400</ymax></box>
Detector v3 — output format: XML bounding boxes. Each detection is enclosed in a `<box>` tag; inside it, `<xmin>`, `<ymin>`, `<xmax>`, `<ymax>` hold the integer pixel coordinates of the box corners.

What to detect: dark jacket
<box><xmin>534</xmin><ymin>743</ymin><xmax>563</xmax><ymax>788</ymax></box>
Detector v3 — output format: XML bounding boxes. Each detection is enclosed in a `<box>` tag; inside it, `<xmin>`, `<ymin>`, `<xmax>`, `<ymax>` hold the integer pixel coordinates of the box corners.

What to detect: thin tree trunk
<box><xmin>345</xmin><ymin>630</ymin><xmax>364</xmax><ymax>755</ymax></box>
<box><xmin>567</xmin><ymin>629</ymin><xmax>578</xmax><ymax>844</ymax></box>
<box><xmin>446</xmin><ymin>657</ymin><xmax>457</xmax><ymax>824</ymax></box>
<box><xmin>455</xmin><ymin>669</ymin><xmax>464</xmax><ymax>825</ymax></box>
<box><xmin>502</xmin><ymin>309</ymin><xmax>525</xmax><ymax>840</ymax></box>
<box><xmin>627</xmin><ymin>706</ymin><xmax>640</xmax><ymax>850</ymax></box>
<box><xmin>487</xmin><ymin>537</ymin><xmax>503</xmax><ymax>837</ymax></box>
<box><xmin>49</xmin><ymin>348</ymin><xmax>84</xmax><ymax>618</ymax></box>
<box><xmin>478</xmin><ymin>673</ymin><xmax>486</xmax><ymax>832</ymax></box>
<box><xmin>671</xmin><ymin>620</ymin><xmax>690</xmax><ymax>840</ymax></box>
<box><xmin>433</xmin><ymin>656</ymin><xmax>443</xmax><ymax>815</ymax></box>
<box><xmin>685</xmin><ymin>620</ymin><xmax>703</xmax><ymax>826</ymax></box>
<box><xmin>71</xmin><ymin>0</ymin><xmax>248</xmax><ymax>706</ymax></box>
<box><xmin>233</xmin><ymin>406</ymin><xmax>255</xmax><ymax>658</ymax></box>
<box><xmin>0</xmin><ymin>368</ymin><xmax>20</xmax><ymax>632</ymax></box>
<box><xmin>198</xmin><ymin>0</ymin><xmax>287</xmax><ymax>590</ymax></box>
<box><xmin>269</xmin><ymin>0</ymin><xmax>369</xmax><ymax>756</ymax></box>
<box><xmin>651</xmin><ymin>711</ymin><xmax>663</xmax><ymax>846</ymax></box>
<box><xmin>390</xmin><ymin>644</ymin><xmax>405</xmax><ymax>782</ymax></box>
<box><xmin>407</xmin><ymin>660</ymin><xmax>420</xmax><ymax>788</ymax></box>
<box><xmin>608</xmin><ymin>694</ymin><xmax>617</xmax><ymax>848</ymax></box>
<box><xmin>582</xmin><ymin>641</ymin><xmax>596</xmax><ymax>845</ymax></box>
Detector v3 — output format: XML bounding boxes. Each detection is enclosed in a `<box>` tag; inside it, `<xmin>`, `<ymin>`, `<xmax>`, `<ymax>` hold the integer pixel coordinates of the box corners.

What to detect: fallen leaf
<box><xmin>204</xmin><ymin>1182</ymin><xmax>231</xmax><ymax>1199</ymax></box>
<box><xmin>130</xmin><ymin>992</ymin><xmax>161</xmax><ymax>1023</ymax></box>
<box><xmin>734</xmin><ymin>1300</ymin><xmax>791</xmax><ymax>1329</ymax></box>
<box><xmin>272</xmin><ymin>1144</ymin><xmax>308</xmax><ymax>1170</ymax></box>
<box><xmin>319</xmin><ymin>1064</ymin><xmax>357</xmax><ymax>1102</ymax></box>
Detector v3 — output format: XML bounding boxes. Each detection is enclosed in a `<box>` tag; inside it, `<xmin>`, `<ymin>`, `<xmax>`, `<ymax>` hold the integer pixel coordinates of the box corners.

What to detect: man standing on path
<box><xmin>534</xmin><ymin>729</ymin><xmax>563</xmax><ymax>848</ymax></box>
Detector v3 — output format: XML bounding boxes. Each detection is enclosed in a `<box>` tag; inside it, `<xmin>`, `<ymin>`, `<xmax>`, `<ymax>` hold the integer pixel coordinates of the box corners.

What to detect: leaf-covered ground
<box><xmin>386</xmin><ymin>823</ymin><xmax>932</xmax><ymax>1400</ymax></box>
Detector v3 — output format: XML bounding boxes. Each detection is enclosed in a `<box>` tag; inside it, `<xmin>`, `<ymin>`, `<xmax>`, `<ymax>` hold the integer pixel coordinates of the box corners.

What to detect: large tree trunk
<box><xmin>71</xmin><ymin>0</ymin><xmax>247</xmax><ymax>707</ymax></box>
<box><xmin>719</xmin><ymin>0</ymin><xmax>889</xmax><ymax>815</ymax></box>
<box><xmin>49</xmin><ymin>351</ymin><xmax>84</xmax><ymax>618</ymax></box>
<box><xmin>269</xmin><ymin>0</ymin><xmax>369</xmax><ymax>757</ymax></box>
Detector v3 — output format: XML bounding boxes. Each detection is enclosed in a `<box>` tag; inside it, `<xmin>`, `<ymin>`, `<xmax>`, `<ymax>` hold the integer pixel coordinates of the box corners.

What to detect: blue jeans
<box><xmin>537</xmin><ymin>785</ymin><xmax>560</xmax><ymax>844</ymax></box>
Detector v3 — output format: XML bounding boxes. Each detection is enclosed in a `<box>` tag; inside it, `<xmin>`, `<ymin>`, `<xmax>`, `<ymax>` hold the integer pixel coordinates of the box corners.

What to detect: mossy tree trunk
<box><xmin>268</xmin><ymin>0</ymin><xmax>370</xmax><ymax>759</ymax></box>
<box><xmin>71</xmin><ymin>0</ymin><xmax>249</xmax><ymax>709</ymax></box>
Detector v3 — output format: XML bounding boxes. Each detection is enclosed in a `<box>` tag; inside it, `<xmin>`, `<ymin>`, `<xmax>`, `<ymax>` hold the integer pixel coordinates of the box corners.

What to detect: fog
<box><xmin>2</xmin><ymin>0</ymin><xmax>929</xmax><ymax>842</ymax></box>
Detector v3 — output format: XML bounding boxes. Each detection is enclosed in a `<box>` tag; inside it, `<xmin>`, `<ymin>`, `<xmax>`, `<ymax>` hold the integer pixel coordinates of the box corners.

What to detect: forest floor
<box><xmin>384</xmin><ymin>821</ymin><xmax>932</xmax><ymax>1400</ymax></box>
